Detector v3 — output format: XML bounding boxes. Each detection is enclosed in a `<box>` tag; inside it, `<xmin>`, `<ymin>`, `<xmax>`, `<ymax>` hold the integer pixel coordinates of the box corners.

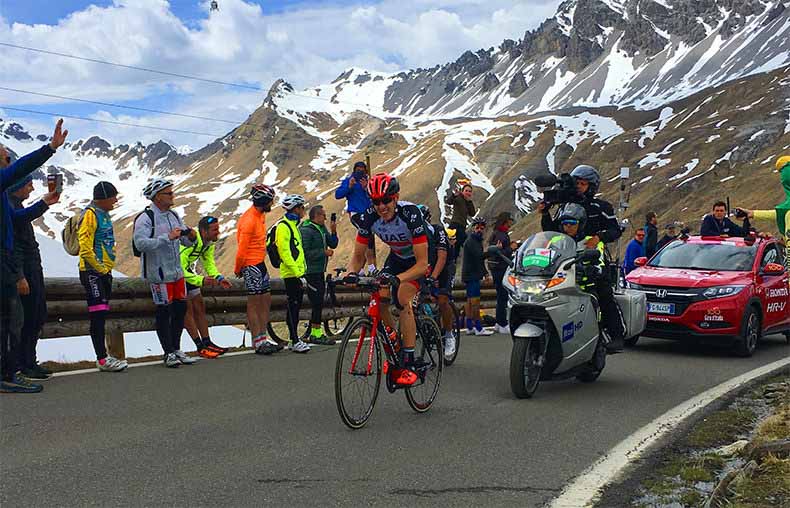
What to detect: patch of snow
<box><xmin>706</xmin><ymin>134</ymin><xmax>721</xmax><ymax>143</ymax></box>
<box><xmin>720</xmin><ymin>175</ymin><xmax>735</xmax><ymax>183</ymax></box>
<box><xmin>668</xmin><ymin>159</ymin><xmax>699</xmax><ymax>181</ymax></box>
<box><xmin>749</xmin><ymin>129</ymin><xmax>766</xmax><ymax>141</ymax></box>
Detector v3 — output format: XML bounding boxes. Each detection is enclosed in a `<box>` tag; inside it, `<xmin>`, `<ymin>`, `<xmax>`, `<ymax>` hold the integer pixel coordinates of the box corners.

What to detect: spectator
<box><xmin>77</xmin><ymin>181</ymin><xmax>128</xmax><ymax>372</ymax></box>
<box><xmin>700</xmin><ymin>201</ymin><xmax>750</xmax><ymax>237</ymax></box>
<box><xmin>445</xmin><ymin>181</ymin><xmax>476</xmax><ymax>257</ymax></box>
<box><xmin>335</xmin><ymin>161</ymin><xmax>376</xmax><ymax>272</ymax></box>
<box><xmin>276</xmin><ymin>195</ymin><xmax>310</xmax><ymax>353</ymax></box>
<box><xmin>235</xmin><ymin>184</ymin><xmax>279</xmax><ymax>355</ymax></box>
<box><xmin>8</xmin><ymin>174</ymin><xmax>61</xmax><ymax>380</ymax></box>
<box><xmin>180</xmin><ymin>216</ymin><xmax>231</xmax><ymax>359</ymax></box>
<box><xmin>487</xmin><ymin>212</ymin><xmax>514</xmax><ymax>334</ymax></box>
<box><xmin>655</xmin><ymin>222</ymin><xmax>681</xmax><ymax>252</ymax></box>
<box><xmin>462</xmin><ymin>217</ymin><xmax>493</xmax><ymax>336</ymax></box>
<box><xmin>623</xmin><ymin>228</ymin><xmax>646</xmax><ymax>275</ymax></box>
<box><xmin>134</xmin><ymin>178</ymin><xmax>198</xmax><ymax>368</ymax></box>
<box><xmin>644</xmin><ymin>211</ymin><xmax>659</xmax><ymax>258</ymax></box>
<box><xmin>299</xmin><ymin>205</ymin><xmax>339</xmax><ymax>345</ymax></box>
<box><xmin>0</xmin><ymin>119</ymin><xmax>66</xmax><ymax>394</ymax></box>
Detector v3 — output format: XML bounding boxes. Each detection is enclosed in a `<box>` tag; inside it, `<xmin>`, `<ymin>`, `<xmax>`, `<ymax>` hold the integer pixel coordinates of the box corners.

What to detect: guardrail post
<box><xmin>106</xmin><ymin>330</ymin><xmax>125</xmax><ymax>360</ymax></box>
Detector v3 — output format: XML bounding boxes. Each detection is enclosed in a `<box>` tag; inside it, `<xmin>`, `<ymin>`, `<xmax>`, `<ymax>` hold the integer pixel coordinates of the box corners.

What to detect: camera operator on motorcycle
<box><xmin>538</xmin><ymin>167</ymin><xmax>627</xmax><ymax>353</ymax></box>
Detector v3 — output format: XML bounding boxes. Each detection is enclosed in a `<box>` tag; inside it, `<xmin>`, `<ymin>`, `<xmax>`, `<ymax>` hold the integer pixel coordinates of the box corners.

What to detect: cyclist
<box><xmin>180</xmin><ymin>215</ymin><xmax>232</xmax><ymax>358</ymax></box>
<box><xmin>275</xmin><ymin>194</ymin><xmax>310</xmax><ymax>354</ymax></box>
<box><xmin>235</xmin><ymin>184</ymin><xmax>279</xmax><ymax>355</ymax></box>
<box><xmin>343</xmin><ymin>173</ymin><xmax>429</xmax><ymax>386</ymax></box>
<box><xmin>416</xmin><ymin>205</ymin><xmax>456</xmax><ymax>356</ymax></box>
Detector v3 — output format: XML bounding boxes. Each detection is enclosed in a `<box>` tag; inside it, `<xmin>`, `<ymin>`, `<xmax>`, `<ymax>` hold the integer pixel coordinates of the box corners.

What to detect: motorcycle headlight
<box><xmin>702</xmin><ymin>286</ymin><xmax>745</xmax><ymax>299</ymax></box>
<box><xmin>505</xmin><ymin>274</ymin><xmax>561</xmax><ymax>301</ymax></box>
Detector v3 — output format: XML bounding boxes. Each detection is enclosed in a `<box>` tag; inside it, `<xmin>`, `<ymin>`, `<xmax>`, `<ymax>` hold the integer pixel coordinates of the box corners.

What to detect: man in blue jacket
<box><xmin>622</xmin><ymin>228</ymin><xmax>646</xmax><ymax>275</ymax></box>
<box><xmin>0</xmin><ymin>119</ymin><xmax>68</xmax><ymax>393</ymax></box>
<box><xmin>335</xmin><ymin>161</ymin><xmax>376</xmax><ymax>272</ymax></box>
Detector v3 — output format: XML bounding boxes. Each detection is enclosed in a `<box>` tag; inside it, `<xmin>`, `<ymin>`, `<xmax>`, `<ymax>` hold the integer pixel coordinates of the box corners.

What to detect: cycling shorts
<box><xmin>241</xmin><ymin>262</ymin><xmax>271</xmax><ymax>295</ymax></box>
<box><xmin>150</xmin><ymin>279</ymin><xmax>187</xmax><ymax>305</ymax></box>
<box><xmin>465</xmin><ymin>279</ymin><xmax>481</xmax><ymax>298</ymax></box>
<box><xmin>383</xmin><ymin>253</ymin><xmax>422</xmax><ymax>290</ymax></box>
<box><xmin>186</xmin><ymin>282</ymin><xmax>202</xmax><ymax>299</ymax></box>
<box><xmin>436</xmin><ymin>270</ymin><xmax>452</xmax><ymax>296</ymax></box>
<box><xmin>80</xmin><ymin>271</ymin><xmax>112</xmax><ymax>313</ymax></box>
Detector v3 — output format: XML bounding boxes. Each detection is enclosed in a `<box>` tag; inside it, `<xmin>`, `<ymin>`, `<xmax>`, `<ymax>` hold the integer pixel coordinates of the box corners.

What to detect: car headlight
<box><xmin>625</xmin><ymin>281</ymin><xmax>643</xmax><ymax>290</ymax></box>
<box><xmin>702</xmin><ymin>286</ymin><xmax>745</xmax><ymax>299</ymax></box>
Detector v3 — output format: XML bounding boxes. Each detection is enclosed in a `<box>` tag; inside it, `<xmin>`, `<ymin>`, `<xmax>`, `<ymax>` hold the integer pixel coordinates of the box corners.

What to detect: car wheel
<box><xmin>624</xmin><ymin>335</ymin><xmax>639</xmax><ymax>347</ymax></box>
<box><xmin>733</xmin><ymin>307</ymin><xmax>761</xmax><ymax>358</ymax></box>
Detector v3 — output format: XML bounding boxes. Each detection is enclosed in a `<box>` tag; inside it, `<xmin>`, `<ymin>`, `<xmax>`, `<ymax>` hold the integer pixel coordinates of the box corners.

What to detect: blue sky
<box><xmin>0</xmin><ymin>0</ymin><xmax>561</xmax><ymax>147</ymax></box>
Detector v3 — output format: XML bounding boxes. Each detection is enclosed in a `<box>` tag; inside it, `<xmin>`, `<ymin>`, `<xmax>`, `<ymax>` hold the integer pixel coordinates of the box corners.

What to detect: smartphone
<box><xmin>55</xmin><ymin>173</ymin><xmax>63</xmax><ymax>194</ymax></box>
<box><xmin>180</xmin><ymin>228</ymin><xmax>193</xmax><ymax>237</ymax></box>
<box><xmin>330</xmin><ymin>212</ymin><xmax>337</xmax><ymax>222</ymax></box>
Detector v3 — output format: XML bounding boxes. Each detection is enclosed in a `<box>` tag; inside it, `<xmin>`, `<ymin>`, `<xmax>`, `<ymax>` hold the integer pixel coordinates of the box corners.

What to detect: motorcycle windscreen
<box><xmin>514</xmin><ymin>231</ymin><xmax>576</xmax><ymax>276</ymax></box>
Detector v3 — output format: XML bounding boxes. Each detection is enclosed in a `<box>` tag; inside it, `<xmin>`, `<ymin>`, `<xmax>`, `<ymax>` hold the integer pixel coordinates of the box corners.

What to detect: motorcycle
<box><xmin>492</xmin><ymin>231</ymin><xmax>645</xmax><ymax>399</ymax></box>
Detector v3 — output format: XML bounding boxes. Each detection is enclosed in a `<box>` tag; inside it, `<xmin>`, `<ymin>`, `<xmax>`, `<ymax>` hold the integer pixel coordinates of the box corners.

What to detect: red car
<box><xmin>624</xmin><ymin>235</ymin><xmax>790</xmax><ymax>356</ymax></box>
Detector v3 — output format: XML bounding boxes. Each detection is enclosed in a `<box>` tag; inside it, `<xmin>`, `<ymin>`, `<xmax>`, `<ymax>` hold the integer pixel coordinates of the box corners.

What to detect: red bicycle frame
<box><xmin>348</xmin><ymin>290</ymin><xmax>382</xmax><ymax>376</ymax></box>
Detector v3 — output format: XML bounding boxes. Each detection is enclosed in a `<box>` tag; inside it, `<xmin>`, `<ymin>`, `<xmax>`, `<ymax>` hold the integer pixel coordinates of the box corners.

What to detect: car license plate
<box><xmin>648</xmin><ymin>302</ymin><xmax>675</xmax><ymax>314</ymax></box>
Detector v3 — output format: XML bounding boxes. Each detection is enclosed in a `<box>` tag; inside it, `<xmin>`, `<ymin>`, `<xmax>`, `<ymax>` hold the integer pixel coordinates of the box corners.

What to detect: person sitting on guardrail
<box><xmin>0</xmin><ymin>118</ymin><xmax>67</xmax><ymax>394</ymax></box>
<box><xmin>77</xmin><ymin>182</ymin><xmax>127</xmax><ymax>372</ymax></box>
<box><xmin>462</xmin><ymin>217</ymin><xmax>493</xmax><ymax>336</ymax></box>
<box><xmin>180</xmin><ymin>216</ymin><xmax>231</xmax><ymax>359</ymax></box>
<box><xmin>8</xmin><ymin>174</ymin><xmax>61</xmax><ymax>381</ymax></box>
<box><xmin>134</xmin><ymin>178</ymin><xmax>198</xmax><ymax>368</ymax></box>
<box><xmin>299</xmin><ymin>205</ymin><xmax>339</xmax><ymax>346</ymax></box>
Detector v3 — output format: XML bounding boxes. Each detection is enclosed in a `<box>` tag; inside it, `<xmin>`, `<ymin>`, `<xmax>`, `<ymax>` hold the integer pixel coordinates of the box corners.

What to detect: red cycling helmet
<box><xmin>367</xmin><ymin>172</ymin><xmax>400</xmax><ymax>199</ymax></box>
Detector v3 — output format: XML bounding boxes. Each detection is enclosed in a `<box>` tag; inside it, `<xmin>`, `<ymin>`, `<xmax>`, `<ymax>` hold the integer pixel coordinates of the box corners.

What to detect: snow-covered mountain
<box><xmin>3</xmin><ymin>0</ymin><xmax>789</xmax><ymax>276</ymax></box>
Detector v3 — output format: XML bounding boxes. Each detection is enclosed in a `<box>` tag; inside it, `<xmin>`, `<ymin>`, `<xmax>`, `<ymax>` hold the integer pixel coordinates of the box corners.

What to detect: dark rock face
<box><xmin>4</xmin><ymin>122</ymin><xmax>33</xmax><ymax>141</ymax></box>
<box><xmin>81</xmin><ymin>136</ymin><xmax>112</xmax><ymax>154</ymax></box>
<box><xmin>482</xmin><ymin>73</ymin><xmax>501</xmax><ymax>93</ymax></box>
<box><xmin>508</xmin><ymin>72</ymin><xmax>529</xmax><ymax>98</ymax></box>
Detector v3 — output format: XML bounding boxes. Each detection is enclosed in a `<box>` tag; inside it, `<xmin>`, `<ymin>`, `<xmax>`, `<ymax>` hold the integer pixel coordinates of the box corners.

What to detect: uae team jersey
<box><xmin>355</xmin><ymin>201</ymin><xmax>428</xmax><ymax>259</ymax></box>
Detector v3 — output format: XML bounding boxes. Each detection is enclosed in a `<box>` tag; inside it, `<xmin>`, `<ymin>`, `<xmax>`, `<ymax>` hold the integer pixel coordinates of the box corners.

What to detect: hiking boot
<box><xmin>0</xmin><ymin>375</ymin><xmax>43</xmax><ymax>393</ymax></box>
<box><xmin>389</xmin><ymin>367</ymin><xmax>418</xmax><ymax>386</ymax></box>
<box><xmin>97</xmin><ymin>356</ymin><xmax>128</xmax><ymax>372</ymax></box>
<box><xmin>164</xmin><ymin>353</ymin><xmax>180</xmax><ymax>368</ymax></box>
<box><xmin>291</xmin><ymin>340</ymin><xmax>311</xmax><ymax>354</ymax></box>
<box><xmin>174</xmin><ymin>350</ymin><xmax>199</xmax><ymax>365</ymax></box>
<box><xmin>21</xmin><ymin>365</ymin><xmax>52</xmax><ymax>381</ymax></box>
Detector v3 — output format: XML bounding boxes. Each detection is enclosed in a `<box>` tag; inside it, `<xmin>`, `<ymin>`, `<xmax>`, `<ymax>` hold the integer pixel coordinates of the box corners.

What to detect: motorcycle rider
<box><xmin>551</xmin><ymin>203</ymin><xmax>626</xmax><ymax>353</ymax></box>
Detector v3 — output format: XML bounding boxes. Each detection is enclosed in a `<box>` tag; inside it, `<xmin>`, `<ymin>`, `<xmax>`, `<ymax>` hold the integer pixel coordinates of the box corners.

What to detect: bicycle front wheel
<box><xmin>406</xmin><ymin>315</ymin><xmax>443</xmax><ymax>413</ymax></box>
<box><xmin>335</xmin><ymin>317</ymin><xmax>382</xmax><ymax>429</ymax></box>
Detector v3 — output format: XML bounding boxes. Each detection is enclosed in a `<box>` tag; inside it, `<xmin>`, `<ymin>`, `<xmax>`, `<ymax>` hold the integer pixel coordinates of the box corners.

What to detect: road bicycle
<box><xmin>415</xmin><ymin>281</ymin><xmax>463</xmax><ymax>366</ymax></box>
<box><xmin>334</xmin><ymin>275</ymin><xmax>443</xmax><ymax>430</ymax></box>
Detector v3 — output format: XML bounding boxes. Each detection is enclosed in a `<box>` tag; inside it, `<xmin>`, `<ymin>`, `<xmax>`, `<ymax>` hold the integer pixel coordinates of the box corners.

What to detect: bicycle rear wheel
<box><xmin>443</xmin><ymin>303</ymin><xmax>462</xmax><ymax>366</ymax></box>
<box><xmin>405</xmin><ymin>315</ymin><xmax>443</xmax><ymax>413</ymax></box>
<box><xmin>335</xmin><ymin>317</ymin><xmax>382</xmax><ymax>429</ymax></box>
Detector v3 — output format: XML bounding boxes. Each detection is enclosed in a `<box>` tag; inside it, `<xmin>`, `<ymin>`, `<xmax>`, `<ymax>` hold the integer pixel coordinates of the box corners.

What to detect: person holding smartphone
<box><xmin>299</xmin><ymin>205</ymin><xmax>339</xmax><ymax>345</ymax></box>
<box><xmin>335</xmin><ymin>161</ymin><xmax>376</xmax><ymax>272</ymax></box>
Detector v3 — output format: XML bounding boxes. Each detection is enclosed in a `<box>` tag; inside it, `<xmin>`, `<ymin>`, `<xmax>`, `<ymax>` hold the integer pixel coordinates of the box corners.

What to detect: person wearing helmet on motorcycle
<box><xmin>276</xmin><ymin>194</ymin><xmax>310</xmax><ymax>354</ymax></box>
<box><xmin>462</xmin><ymin>217</ymin><xmax>494</xmax><ymax>336</ymax></box>
<box><xmin>235</xmin><ymin>184</ymin><xmax>278</xmax><ymax>355</ymax></box>
<box><xmin>554</xmin><ymin>203</ymin><xmax>626</xmax><ymax>353</ymax></box>
<box><xmin>134</xmin><ymin>178</ymin><xmax>198</xmax><ymax>368</ymax></box>
<box><xmin>738</xmin><ymin>155</ymin><xmax>790</xmax><ymax>272</ymax></box>
<box><xmin>343</xmin><ymin>173</ymin><xmax>430</xmax><ymax>386</ymax></box>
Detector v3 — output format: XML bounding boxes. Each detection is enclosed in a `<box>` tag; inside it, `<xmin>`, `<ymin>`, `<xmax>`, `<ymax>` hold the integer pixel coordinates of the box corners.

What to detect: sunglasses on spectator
<box><xmin>372</xmin><ymin>197</ymin><xmax>394</xmax><ymax>206</ymax></box>
<box><xmin>636</xmin><ymin>233</ymin><xmax>645</xmax><ymax>238</ymax></box>
<box><xmin>561</xmin><ymin>219</ymin><xmax>579</xmax><ymax>225</ymax></box>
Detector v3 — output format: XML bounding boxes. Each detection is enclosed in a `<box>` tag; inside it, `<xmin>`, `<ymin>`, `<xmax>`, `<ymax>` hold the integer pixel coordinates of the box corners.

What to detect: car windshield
<box><xmin>649</xmin><ymin>241</ymin><xmax>757</xmax><ymax>271</ymax></box>
<box><xmin>513</xmin><ymin>231</ymin><xmax>577</xmax><ymax>276</ymax></box>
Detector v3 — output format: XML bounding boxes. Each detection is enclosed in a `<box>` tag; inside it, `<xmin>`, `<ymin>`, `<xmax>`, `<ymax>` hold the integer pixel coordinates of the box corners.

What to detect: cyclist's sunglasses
<box><xmin>561</xmin><ymin>219</ymin><xmax>579</xmax><ymax>226</ymax></box>
<box><xmin>372</xmin><ymin>196</ymin><xmax>394</xmax><ymax>206</ymax></box>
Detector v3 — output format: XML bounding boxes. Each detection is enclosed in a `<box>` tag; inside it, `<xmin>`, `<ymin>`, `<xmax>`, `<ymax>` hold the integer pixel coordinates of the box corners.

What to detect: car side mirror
<box><xmin>761</xmin><ymin>262</ymin><xmax>786</xmax><ymax>276</ymax></box>
<box><xmin>635</xmin><ymin>257</ymin><xmax>648</xmax><ymax>267</ymax></box>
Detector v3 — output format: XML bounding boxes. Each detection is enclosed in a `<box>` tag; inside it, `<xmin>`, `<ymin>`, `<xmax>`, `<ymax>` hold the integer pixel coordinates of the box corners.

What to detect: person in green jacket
<box><xmin>276</xmin><ymin>195</ymin><xmax>310</xmax><ymax>353</ymax></box>
<box><xmin>180</xmin><ymin>216</ymin><xmax>231</xmax><ymax>358</ymax></box>
<box><xmin>299</xmin><ymin>205</ymin><xmax>339</xmax><ymax>345</ymax></box>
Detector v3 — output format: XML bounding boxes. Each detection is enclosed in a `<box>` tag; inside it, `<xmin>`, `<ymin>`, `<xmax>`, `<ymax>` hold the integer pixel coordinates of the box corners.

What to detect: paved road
<box><xmin>2</xmin><ymin>334</ymin><xmax>788</xmax><ymax>507</ymax></box>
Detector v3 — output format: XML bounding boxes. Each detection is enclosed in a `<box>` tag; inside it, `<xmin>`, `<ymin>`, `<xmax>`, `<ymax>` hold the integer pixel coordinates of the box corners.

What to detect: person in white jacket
<box><xmin>133</xmin><ymin>178</ymin><xmax>198</xmax><ymax>368</ymax></box>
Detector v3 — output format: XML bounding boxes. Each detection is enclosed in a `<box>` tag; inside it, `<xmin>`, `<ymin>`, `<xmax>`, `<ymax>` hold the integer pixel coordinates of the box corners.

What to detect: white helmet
<box><xmin>282</xmin><ymin>194</ymin><xmax>306</xmax><ymax>211</ymax></box>
<box><xmin>143</xmin><ymin>178</ymin><xmax>173</xmax><ymax>200</ymax></box>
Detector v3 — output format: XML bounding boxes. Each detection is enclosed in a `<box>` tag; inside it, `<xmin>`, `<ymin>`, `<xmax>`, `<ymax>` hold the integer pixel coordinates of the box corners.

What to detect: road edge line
<box><xmin>52</xmin><ymin>349</ymin><xmax>255</xmax><ymax>377</ymax></box>
<box><xmin>548</xmin><ymin>356</ymin><xmax>790</xmax><ymax>508</ymax></box>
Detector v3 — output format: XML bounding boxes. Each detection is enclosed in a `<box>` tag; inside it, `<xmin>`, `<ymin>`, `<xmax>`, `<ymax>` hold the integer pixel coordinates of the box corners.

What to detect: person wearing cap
<box><xmin>487</xmin><ymin>212</ymin><xmax>514</xmax><ymax>334</ymax></box>
<box><xmin>335</xmin><ymin>161</ymin><xmax>376</xmax><ymax>272</ymax></box>
<box><xmin>655</xmin><ymin>222</ymin><xmax>681</xmax><ymax>252</ymax></box>
<box><xmin>0</xmin><ymin>118</ymin><xmax>67</xmax><ymax>394</ymax></box>
<box><xmin>76</xmin><ymin>181</ymin><xmax>128</xmax><ymax>372</ymax></box>
<box><xmin>8</xmin><ymin>173</ymin><xmax>61</xmax><ymax>381</ymax></box>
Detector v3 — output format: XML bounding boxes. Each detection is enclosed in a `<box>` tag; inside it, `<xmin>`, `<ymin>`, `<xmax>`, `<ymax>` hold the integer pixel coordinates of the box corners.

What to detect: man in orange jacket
<box><xmin>235</xmin><ymin>184</ymin><xmax>279</xmax><ymax>355</ymax></box>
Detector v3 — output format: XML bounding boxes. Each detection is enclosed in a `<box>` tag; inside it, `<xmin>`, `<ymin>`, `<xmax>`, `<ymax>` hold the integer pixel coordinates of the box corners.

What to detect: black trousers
<box><xmin>17</xmin><ymin>264</ymin><xmax>46</xmax><ymax>369</ymax></box>
<box><xmin>592</xmin><ymin>278</ymin><xmax>625</xmax><ymax>341</ymax></box>
<box><xmin>491</xmin><ymin>268</ymin><xmax>508</xmax><ymax>327</ymax></box>
<box><xmin>305</xmin><ymin>273</ymin><xmax>326</xmax><ymax>325</ymax></box>
<box><xmin>154</xmin><ymin>301</ymin><xmax>187</xmax><ymax>355</ymax></box>
<box><xmin>1</xmin><ymin>254</ymin><xmax>20</xmax><ymax>381</ymax></box>
<box><xmin>449</xmin><ymin>222</ymin><xmax>466</xmax><ymax>260</ymax></box>
<box><xmin>284</xmin><ymin>277</ymin><xmax>304</xmax><ymax>342</ymax></box>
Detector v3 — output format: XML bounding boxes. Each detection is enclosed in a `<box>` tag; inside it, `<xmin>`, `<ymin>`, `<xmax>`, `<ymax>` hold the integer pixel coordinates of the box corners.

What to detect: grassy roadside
<box><xmin>596</xmin><ymin>371</ymin><xmax>790</xmax><ymax>507</ymax></box>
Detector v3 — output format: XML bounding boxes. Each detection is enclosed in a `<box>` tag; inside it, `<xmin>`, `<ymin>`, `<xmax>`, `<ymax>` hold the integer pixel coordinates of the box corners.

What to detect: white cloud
<box><xmin>0</xmin><ymin>0</ymin><xmax>562</xmax><ymax>146</ymax></box>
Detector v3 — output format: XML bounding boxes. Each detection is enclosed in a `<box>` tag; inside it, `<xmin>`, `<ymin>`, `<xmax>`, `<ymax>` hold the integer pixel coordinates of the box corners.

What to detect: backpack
<box><xmin>131</xmin><ymin>207</ymin><xmax>180</xmax><ymax>257</ymax></box>
<box><xmin>266</xmin><ymin>219</ymin><xmax>298</xmax><ymax>269</ymax></box>
<box><xmin>62</xmin><ymin>206</ymin><xmax>96</xmax><ymax>256</ymax></box>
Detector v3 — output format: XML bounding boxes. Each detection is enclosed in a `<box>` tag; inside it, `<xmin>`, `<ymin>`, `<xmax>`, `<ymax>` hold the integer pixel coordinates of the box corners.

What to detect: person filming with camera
<box><xmin>536</xmin><ymin>165</ymin><xmax>626</xmax><ymax>352</ymax></box>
